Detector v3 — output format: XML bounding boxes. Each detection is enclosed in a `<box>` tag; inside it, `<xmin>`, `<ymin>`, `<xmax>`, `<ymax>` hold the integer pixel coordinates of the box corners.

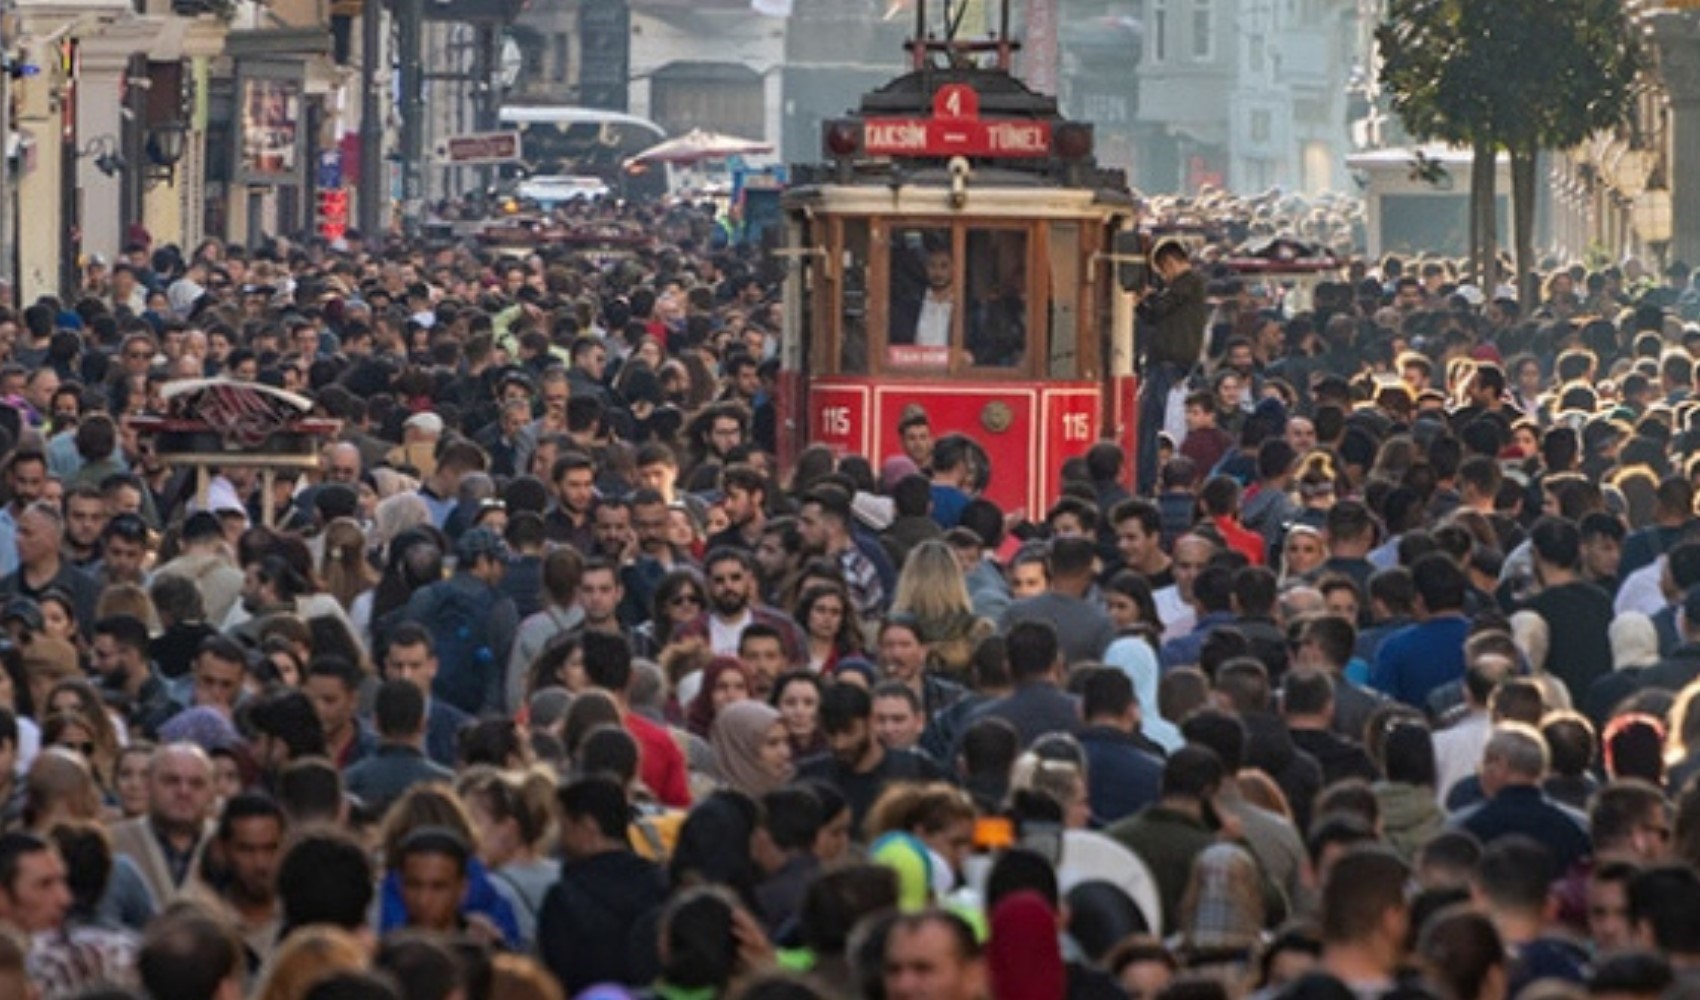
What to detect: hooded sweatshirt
<box><xmin>538</xmin><ymin>850</ymin><xmax>670</xmax><ymax>995</ymax></box>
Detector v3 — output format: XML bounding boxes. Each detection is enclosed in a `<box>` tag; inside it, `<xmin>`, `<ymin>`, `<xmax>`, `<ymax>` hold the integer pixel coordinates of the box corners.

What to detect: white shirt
<box><xmin>1155</xmin><ymin>585</ymin><xmax>1195</xmax><ymax>643</ymax></box>
<box><xmin>916</xmin><ymin>296</ymin><xmax>952</xmax><ymax>347</ymax></box>
<box><xmin>1616</xmin><ymin>557</ymin><xmax>1666</xmax><ymax>617</ymax></box>
<box><xmin>1432</xmin><ymin>710</ymin><xmax>1492</xmax><ymax>805</ymax></box>
<box><xmin>708</xmin><ymin>609</ymin><xmax>755</xmax><ymax>659</ymax></box>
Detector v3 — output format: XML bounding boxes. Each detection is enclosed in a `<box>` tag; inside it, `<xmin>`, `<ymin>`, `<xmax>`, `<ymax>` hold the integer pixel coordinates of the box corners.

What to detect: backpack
<box><xmin>419</xmin><ymin>581</ymin><xmax>500</xmax><ymax>714</ymax></box>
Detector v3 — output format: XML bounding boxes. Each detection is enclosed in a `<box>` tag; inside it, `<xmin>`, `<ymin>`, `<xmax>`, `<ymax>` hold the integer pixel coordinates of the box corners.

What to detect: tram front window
<box><xmin>887</xmin><ymin>227</ymin><xmax>1026</xmax><ymax>369</ymax></box>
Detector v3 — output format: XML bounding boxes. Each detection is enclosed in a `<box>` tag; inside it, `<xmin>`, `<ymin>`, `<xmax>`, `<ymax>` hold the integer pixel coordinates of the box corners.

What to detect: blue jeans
<box><xmin>1137</xmin><ymin>361</ymin><xmax>1183</xmax><ymax>496</ymax></box>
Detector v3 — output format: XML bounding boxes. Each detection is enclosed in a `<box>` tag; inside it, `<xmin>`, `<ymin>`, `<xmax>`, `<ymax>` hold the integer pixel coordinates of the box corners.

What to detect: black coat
<box><xmin>537</xmin><ymin>850</ymin><xmax>669</xmax><ymax>995</ymax></box>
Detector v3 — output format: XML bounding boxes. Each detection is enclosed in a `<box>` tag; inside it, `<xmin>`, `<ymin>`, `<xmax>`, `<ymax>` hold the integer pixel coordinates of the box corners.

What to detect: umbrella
<box><xmin>627</xmin><ymin>128</ymin><xmax>773</xmax><ymax>167</ymax></box>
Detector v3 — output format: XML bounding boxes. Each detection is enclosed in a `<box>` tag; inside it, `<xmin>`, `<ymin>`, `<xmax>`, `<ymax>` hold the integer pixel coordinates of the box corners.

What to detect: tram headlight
<box><xmin>825</xmin><ymin>120</ymin><xmax>861</xmax><ymax>159</ymax></box>
<box><xmin>1055</xmin><ymin>123</ymin><xmax>1094</xmax><ymax>162</ymax></box>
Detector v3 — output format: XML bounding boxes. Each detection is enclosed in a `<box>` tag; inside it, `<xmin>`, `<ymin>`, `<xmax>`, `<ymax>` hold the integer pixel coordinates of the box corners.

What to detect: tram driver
<box><xmin>892</xmin><ymin>244</ymin><xmax>958</xmax><ymax>350</ymax></box>
<box><xmin>890</xmin><ymin>235</ymin><xmax>1025</xmax><ymax>367</ymax></box>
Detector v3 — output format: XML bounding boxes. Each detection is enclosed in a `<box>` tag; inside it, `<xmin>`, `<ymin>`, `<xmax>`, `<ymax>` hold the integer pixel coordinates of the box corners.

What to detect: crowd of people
<box><xmin>0</xmin><ymin>192</ymin><xmax>1696</xmax><ymax>1000</ymax></box>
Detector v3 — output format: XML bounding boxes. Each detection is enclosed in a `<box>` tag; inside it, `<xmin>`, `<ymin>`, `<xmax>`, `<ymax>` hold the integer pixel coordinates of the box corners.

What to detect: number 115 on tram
<box><xmin>773</xmin><ymin>56</ymin><xmax>1148</xmax><ymax>519</ymax></box>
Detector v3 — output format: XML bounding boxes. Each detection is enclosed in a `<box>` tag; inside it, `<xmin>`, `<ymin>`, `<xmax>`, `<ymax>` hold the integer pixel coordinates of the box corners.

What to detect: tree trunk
<box><xmin>1470</xmin><ymin>137</ymin><xmax>1498</xmax><ymax>288</ymax></box>
<box><xmin>1511</xmin><ymin>144</ymin><xmax>1539</xmax><ymax>308</ymax></box>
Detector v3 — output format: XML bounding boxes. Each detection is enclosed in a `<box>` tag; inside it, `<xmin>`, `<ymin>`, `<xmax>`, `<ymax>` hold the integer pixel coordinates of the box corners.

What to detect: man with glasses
<box><xmin>118</xmin><ymin>333</ymin><xmax>158</xmax><ymax>378</ymax></box>
<box><xmin>675</xmin><ymin>547</ymin><xmax>804</xmax><ymax>665</ymax></box>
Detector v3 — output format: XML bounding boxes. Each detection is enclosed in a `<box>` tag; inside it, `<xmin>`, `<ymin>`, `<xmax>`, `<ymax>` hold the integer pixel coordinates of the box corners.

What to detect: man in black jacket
<box><xmin>1136</xmin><ymin>239</ymin><xmax>1208</xmax><ymax>493</ymax></box>
<box><xmin>538</xmin><ymin>776</ymin><xmax>670</xmax><ymax>994</ymax></box>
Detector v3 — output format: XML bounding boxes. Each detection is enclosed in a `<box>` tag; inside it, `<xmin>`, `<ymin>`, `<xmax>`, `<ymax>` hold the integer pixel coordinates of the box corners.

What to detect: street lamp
<box><xmin>144</xmin><ymin>120</ymin><xmax>187</xmax><ymax>187</ymax></box>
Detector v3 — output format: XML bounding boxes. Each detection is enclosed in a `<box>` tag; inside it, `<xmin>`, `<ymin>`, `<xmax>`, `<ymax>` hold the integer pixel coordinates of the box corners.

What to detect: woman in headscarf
<box><xmin>709</xmin><ymin>700</ymin><xmax>793</xmax><ymax>797</ymax></box>
<box><xmin>987</xmin><ymin>891</ymin><xmax>1067</xmax><ymax>1000</ymax></box>
<box><xmin>1584</xmin><ymin>611</ymin><xmax>1659</xmax><ymax>727</ymax></box>
<box><xmin>1103</xmin><ymin>607</ymin><xmax>1183</xmax><ymax>754</ymax></box>
<box><xmin>1175</xmin><ymin>843</ymin><xmax>1267</xmax><ymax>990</ymax></box>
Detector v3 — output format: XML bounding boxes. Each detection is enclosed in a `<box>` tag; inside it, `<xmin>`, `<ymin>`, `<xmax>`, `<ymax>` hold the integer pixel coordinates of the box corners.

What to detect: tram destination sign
<box><xmin>860</xmin><ymin>82</ymin><xmax>1053</xmax><ymax>159</ymax></box>
<box><xmin>862</xmin><ymin>118</ymin><xmax>1053</xmax><ymax>158</ymax></box>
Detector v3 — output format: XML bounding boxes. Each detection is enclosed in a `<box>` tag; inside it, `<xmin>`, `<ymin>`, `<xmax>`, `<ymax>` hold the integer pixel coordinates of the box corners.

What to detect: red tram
<box><xmin>777</xmin><ymin>1</ymin><xmax>1143</xmax><ymax>517</ymax></box>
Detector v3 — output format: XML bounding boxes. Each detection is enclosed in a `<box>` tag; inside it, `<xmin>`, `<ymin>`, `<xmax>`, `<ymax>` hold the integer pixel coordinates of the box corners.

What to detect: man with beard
<box><xmin>591</xmin><ymin>497</ymin><xmax>636</xmax><ymax>562</ymax></box>
<box><xmin>892</xmin><ymin>245</ymin><xmax>959</xmax><ymax>349</ymax></box>
<box><xmin>92</xmin><ymin>613</ymin><xmax>181</xmax><ymax>739</ymax></box>
<box><xmin>188</xmin><ymin>793</ymin><xmax>285</xmax><ymax>968</ymax></box>
<box><xmin>0</xmin><ymin>452</ymin><xmax>47</xmax><ymax>582</ymax></box>
<box><xmin>673</xmin><ymin>547</ymin><xmax>804</xmax><ymax>664</ymax></box>
<box><xmin>798</xmin><ymin>683</ymin><xmax>948</xmax><ymax>828</ymax></box>
<box><xmin>110</xmin><ymin>743</ymin><xmax>217</xmax><ymax>906</ymax></box>
<box><xmin>544</xmin><ymin>451</ymin><xmax>598</xmax><ymax>550</ymax></box>
<box><xmin>94</xmin><ymin>512</ymin><xmax>150</xmax><ymax>589</ymax></box>
<box><xmin>60</xmin><ymin>485</ymin><xmax>107</xmax><ymax>572</ymax></box>
<box><xmin>707</xmin><ymin>464</ymin><xmax>768</xmax><ymax>552</ymax></box>
<box><xmin>798</xmin><ymin>487</ymin><xmax>886</xmax><ymax>618</ymax></box>
<box><xmin>619</xmin><ymin>489</ymin><xmax>683</xmax><ymax>626</ymax></box>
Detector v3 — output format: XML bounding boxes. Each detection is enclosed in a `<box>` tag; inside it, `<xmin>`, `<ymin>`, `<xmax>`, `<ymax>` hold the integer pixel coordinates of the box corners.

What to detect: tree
<box><xmin>1377</xmin><ymin>0</ymin><xmax>1503</xmax><ymax>288</ymax></box>
<box><xmin>1379</xmin><ymin>0</ymin><xmax>1642</xmax><ymax>303</ymax></box>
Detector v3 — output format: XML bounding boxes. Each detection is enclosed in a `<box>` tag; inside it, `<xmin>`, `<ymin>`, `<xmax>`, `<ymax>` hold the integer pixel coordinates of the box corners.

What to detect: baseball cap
<box><xmin>1</xmin><ymin>598</ymin><xmax>43</xmax><ymax>633</ymax></box>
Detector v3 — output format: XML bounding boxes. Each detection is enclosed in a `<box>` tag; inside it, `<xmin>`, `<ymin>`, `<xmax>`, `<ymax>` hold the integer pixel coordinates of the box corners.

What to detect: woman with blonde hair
<box><xmin>252</xmin><ymin>924</ymin><xmax>368</xmax><ymax>1000</ymax></box>
<box><xmin>319</xmin><ymin>517</ymin><xmax>378</xmax><ymax>613</ymax></box>
<box><xmin>459</xmin><ymin>766</ymin><xmax>561</xmax><ymax>947</ymax></box>
<box><xmin>889</xmin><ymin>539</ymin><xmax>995</xmax><ymax>677</ymax></box>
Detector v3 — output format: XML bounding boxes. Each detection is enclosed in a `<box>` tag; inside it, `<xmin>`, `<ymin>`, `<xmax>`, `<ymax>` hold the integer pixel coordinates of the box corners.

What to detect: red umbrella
<box><xmin>627</xmin><ymin>128</ymin><xmax>773</xmax><ymax>167</ymax></box>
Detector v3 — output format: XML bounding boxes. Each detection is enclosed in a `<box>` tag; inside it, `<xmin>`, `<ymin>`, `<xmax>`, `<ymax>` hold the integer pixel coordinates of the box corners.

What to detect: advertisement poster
<box><xmin>240</xmin><ymin>77</ymin><xmax>300</xmax><ymax>181</ymax></box>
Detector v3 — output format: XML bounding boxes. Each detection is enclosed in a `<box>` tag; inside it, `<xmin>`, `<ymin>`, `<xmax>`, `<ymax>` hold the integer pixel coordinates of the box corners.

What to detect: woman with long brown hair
<box><xmin>318</xmin><ymin>517</ymin><xmax>378</xmax><ymax>613</ymax></box>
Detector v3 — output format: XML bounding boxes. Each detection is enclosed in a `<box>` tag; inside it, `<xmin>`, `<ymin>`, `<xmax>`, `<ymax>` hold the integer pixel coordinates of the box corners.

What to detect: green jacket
<box><xmin>1106</xmin><ymin>804</ymin><xmax>1215</xmax><ymax>935</ymax></box>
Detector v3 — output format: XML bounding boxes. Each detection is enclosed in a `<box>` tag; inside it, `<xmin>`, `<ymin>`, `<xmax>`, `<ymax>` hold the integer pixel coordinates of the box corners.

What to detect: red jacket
<box><xmin>625</xmin><ymin>711</ymin><xmax>691</xmax><ymax>807</ymax></box>
<box><xmin>1213</xmin><ymin>515</ymin><xmax>1267</xmax><ymax>566</ymax></box>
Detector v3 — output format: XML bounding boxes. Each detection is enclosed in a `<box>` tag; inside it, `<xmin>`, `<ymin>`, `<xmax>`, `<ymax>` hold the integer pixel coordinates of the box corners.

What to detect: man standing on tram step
<box><xmin>1135</xmin><ymin>239</ymin><xmax>1208</xmax><ymax>495</ymax></box>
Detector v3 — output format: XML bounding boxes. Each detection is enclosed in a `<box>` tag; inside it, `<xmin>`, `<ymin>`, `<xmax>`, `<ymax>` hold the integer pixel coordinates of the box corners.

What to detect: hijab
<box><xmin>710</xmin><ymin>700</ymin><xmax>790</xmax><ymax>796</ymax></box>
<box><xmin>1105</xmin><ymin>636</ymin><xmax>1183</xmax><ymax>753</ymax></box>
<box><xmin>988</xmin><ymin>891</ymin><xmax>1066</xmax><ymax>1000</ymax></box>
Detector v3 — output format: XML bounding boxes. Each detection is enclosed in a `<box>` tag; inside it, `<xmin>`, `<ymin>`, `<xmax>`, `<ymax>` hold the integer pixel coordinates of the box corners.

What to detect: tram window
<box><xmin>887</xmin><ymin>226</ymin><xmax>953</xmax><ymax>368</ymax></box>
<box><xmin>964</xmin><ymin>229</ymin><xmax>1027</xmax><ymax>368</ymax></box>
<box><xmin>1048</xmin><ymin>222</ymin><xmax>1081</xmax><ymax>379</ymax></box>
<box><xmin>840</xmin><ymin>219</ymin><xmax>870</xmax><ymax>373</ymax></box>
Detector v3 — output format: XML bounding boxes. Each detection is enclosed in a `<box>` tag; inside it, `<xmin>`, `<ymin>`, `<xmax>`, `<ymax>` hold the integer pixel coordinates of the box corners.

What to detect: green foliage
<box><xmin>1377</xmin><ymin>0</ymin><xmax>1644</xmax><ymax>154</ymax></box>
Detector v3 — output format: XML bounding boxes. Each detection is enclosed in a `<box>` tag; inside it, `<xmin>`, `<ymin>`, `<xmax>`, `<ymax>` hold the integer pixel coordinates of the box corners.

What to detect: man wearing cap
<box><xmin>402</xmin><ymin>526</ymin><xmax>519</xmax><ymax>716</ymax></box>
<box><xmin>1135</xmin><ymin>240</ymin><xmax>1207</xmax><ymax>494</ymax></box>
